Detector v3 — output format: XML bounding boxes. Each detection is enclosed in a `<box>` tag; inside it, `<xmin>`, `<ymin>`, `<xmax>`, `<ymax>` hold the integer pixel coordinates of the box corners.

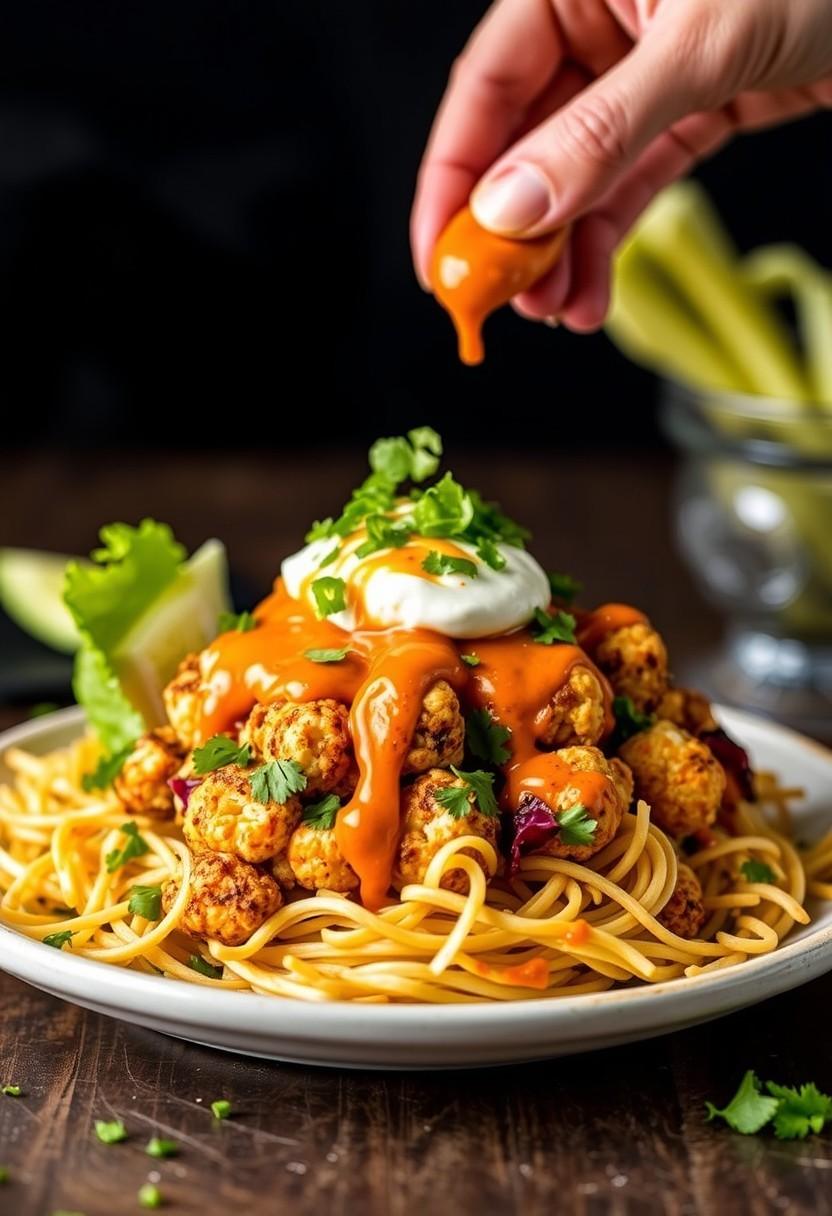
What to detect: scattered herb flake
<box><xmin>436</xmin><ymin>768</ymin><xmax>499</xmax><ymax>818</ymax></box>
<box><xmin>460</xmin><ymin>653</ymin><xmax>481</xmax><ymax>668</ymax></box>
<box><xmin>311</xmin><ymin>576</ymin><xmax>347</xmax><ymax>619</ymax></box>
<box><xmin>301</xmin><ymin>794</ymin><xmax>341</xmax><ymax>831</ymax></box>
<box><xmin>81</xmin><ymin>745</ymin><xmax>134</xmax><ymax>792</ymax></box>
<box><xmin>250</xmin><ymin>759</ymin><xmax>307</xmax><ymax>805</ymax></box>
<box><xmin>192</xmin><ymin>735</ymin><xmax>251</xmax><ymax>776</ymax></box>
<box><xmin>610</xmin><ymin>695</ymin><xmax>655</xmax><ymax>748</ymax></box>
<box><xmin>740</xmin><ymin>859</ymin><xmax>776</xmax><ymax>885</ymax></box>
<box><xmin>43</xmin><ymin>930</ymin><xmax>74</xmax><ymax>950</ymax></box>
<box><xmin>422</xmin><ymin>551</ymin><xmax>478</xmax><ymax>579</ymax></box>
<box><xmin>547</xmin><ymin>571</ymin><xmax>582</xmax><ymax>604</ymax></box>
<box><xmin>304</xmin><ymin>647</ymin><xmax>349</xmax><ymax>664</ymax></box>
<box><xmin>217</xmin><ymin>609</ymin><xmax>257</xmax><ymax>634</ymax></box>
<box><xmin>466</xmin><ymin>708</ymin><xmax>512</xmax><ymax>766</ymax></box>
<box><xmin>146</xmin><ymin>1137</ymin><xmax>179</xmax><ymax>1159</ymax></box>
<box><xmin>94</xmin><ymin>1118</ymin><xmax>128</xmax><ymax>1144</ymax></box>
<box><xmin>128</xmin><ymin>885</ymin><xmax>163</xmax><ymax>921</ymax></box>
<box><xmin>104</xmin><ymin>823</ymin><xmax>149</xmax><ymax>873</ymax></box>
<box><xmin>531</xmin><ymin>608</ymin><xmax>577</xmax><ymax>645</ymax></box>
<box><xmin>138</xmin><ymin>1182</ymin><xmax>163</xmax><ymax>1209</ymax></box>
<box><xmin>188</xmin><ymin>954</ymin><xmax>224</xmax><ymax>980</ymax></box>
<box><xmin>1</xmin><ymin>1086</ymin><xmax>21</xmax><ymax>1098</ymax></box>
<box><xmin>557</xmin><ymin>804</ymin><xmax>598</xmax><ymax>847</ymax></box>
<box><xmin>211</xmin><ymin>1099</ymin><xmax>232</xmax><ymax>1120</ymax></box>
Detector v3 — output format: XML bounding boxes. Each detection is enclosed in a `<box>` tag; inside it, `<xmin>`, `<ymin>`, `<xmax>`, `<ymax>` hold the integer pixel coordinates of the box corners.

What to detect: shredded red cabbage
<box><xmin>700</xmin><ymin>728</ymin><xmax>755</xmax><ymax>801</ymax></box>
<box><xmin>167</xmin><ymin>776</ymin><xmax>201</xmax><ymax>809</ymax></box>
<box><xmin>503</xmin><ymin>796</ymin><xmax>560</xmax><ymax>877</ymax></box>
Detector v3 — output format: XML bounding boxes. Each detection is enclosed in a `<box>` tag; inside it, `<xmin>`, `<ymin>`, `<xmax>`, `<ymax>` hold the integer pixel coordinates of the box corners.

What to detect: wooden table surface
<box><xmin>1</xmin><ymin>448</ymin><xmax>831</xmax><ymax>1216</ymax></box>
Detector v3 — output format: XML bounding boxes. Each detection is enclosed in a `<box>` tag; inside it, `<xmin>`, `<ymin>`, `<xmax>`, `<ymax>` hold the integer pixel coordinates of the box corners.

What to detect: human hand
<box><xmin>411</xmin><ymin>0</ymin><xmax>832</xmax><ymax>332</ymax></box>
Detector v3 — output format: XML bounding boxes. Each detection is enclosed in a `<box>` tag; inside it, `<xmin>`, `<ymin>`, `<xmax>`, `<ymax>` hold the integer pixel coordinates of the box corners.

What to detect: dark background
<box><xmin>1</xmin><ymin>0</ymin><xmax>831</xmax><ymax>451</ymax></box>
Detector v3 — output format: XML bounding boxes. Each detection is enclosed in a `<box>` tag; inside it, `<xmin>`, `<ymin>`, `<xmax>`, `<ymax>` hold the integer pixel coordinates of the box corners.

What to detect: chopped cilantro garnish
<box><xmin>306</xmin><ymin>518</ymin><xmax>334</xmax><ymax>543</ymax></box>
<box><xmin>705</xmin><ymin>1071</ymin><xmax>781</xmax><ymax>1134</ymax></box>
<box><xmin>466</xmin><ymin>709</ymin><xmax>511</xmax><ymax>766</ymax></box>
<box><xmin>610</xmin><ymin>696</ymin><xmax>655</xmax><ymax>747</ymax></box>
<box><xmin>138</xmin><ymin>1183</ymin><xmax>163</xmax><ymax>1209</ymax></box>
<box><xmin>217</xmin><ymin>609</ymin><xmax>257</xmax><ymax>633</ymax></box>
<box><xmin>94</xmin><ymin>1118</ymin><xmax>128</xmax><ymax>1144</ymax></box>
<box><xmin>211</xmin><ymin>1099</ymin><xmax>232</xmax><ymax>1120</ymax></box>
<box><xmin>475</xmin><ymin>538</ymin><xmax>506</xmax><ymax>571</ymax></box>
<box><xmin>146</xmin><ymin>1137</ymin><xmax>179</xmax><ymax>1158</ymax></box>
<box><xmin>188</xmin><ymin>954</ymin><xmax>224</xmax><ymax>980</ymax></box>
<box><xmin>422</xmin><ymin>551</ymin><xmax>478</xmax><ymax>579</ymax></box>
<box><xmin>557</xmin><ymin>804</ymin><xmax>598</xmax><ymax>847</ymax></box>
<box><xmin>104</xmin><ymin>823</ymin><xmax>149</xmax><ymax>873</ymax></box>
<box><xmin>318</xmin><ymin>543</ymin><xmax>340</xmax><ymax>568</ymax></box>
<box><xmin>311</xmin><ymin>576</ymin><xmax>347</xmax><ymax>618</ymax></box>
<box><xmin>740</xmin><ymin>859</ymin><xmax>776</xmax><ymax>884</ymax></box>
<box><xmin>412</xmin><ymin>473</ymin><xmax>474</xmax><ymax>538</ymax></box>
<box><xmin>531</xmin><ymin>608</ymin><xmax>577</xmax><ymax>645</ymax></box>
<box><xmin>304</xmin><ymin>647</ymin><xmax>349</xmax><ymax>664</ymax></box>
<box><xmin>128</xmin><ymin>885</ymin><xmax>163</xmax><ymax>921</ymax></box>
<box><xmin>250</xmin><ymin>759</ymin><xmax>307</xmax><ymax>804</ymax></box>
<box><xmin>547</xmin><ymin>571</ymin><xmax>582</xmax><ymax>604</ymax></box>
<box><xmin>81</xmin><ymin>745</ymin><xmax>134</xmax><ymax>792</ymax></box>
<box><xmin>460</xmin><ymin>653</ymin><xmax>481</xmax><ymax>668</ymax></box>
<box><xmin>436</xmin><ymin>767</ymin><xmax>498</xmax><ymax>818</ymax></box>
<box><xmin>43</xmin><ymin>930</ymin><xmax>74</xmax><ymax>950</ymax></box>
<box><xmin>301</xmin><ymin>794</ymin><xmax>341</xmax><ymax>830</ymax></box>
<box><xmin>355</xmin><ymin>513</ymin><xmax>413</xmax><ymax>558</ymax></box>
<box><xmin>1</xmin><ymin>1086</ymin><xmax>22</xmax><ymax>1098</ymax></box>
<box><xmin>192</xmin><ymin>735</ymin><xmax>251</xmax><ymax>776</ymax></box>
<box><xmin>766</xmin><ymin>1081</ymin><xmax>832</xmax><ymax>1140</ymax></box>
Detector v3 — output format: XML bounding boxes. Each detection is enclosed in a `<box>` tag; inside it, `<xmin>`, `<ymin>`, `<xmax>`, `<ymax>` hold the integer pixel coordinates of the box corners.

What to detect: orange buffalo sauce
<box><xmin>576</xmin><ymin>603</ymin><xmax>647</xmax><ymax>654</ymax></box>
<box><xmin>429</xmin><ymin>205</ymin><xmax>569</xmax><ymax>366</ymax></box>
<box><xmin>195</xmin><ymin>584</ymin><xmax>633</xmax><ymax>909</ymax></box>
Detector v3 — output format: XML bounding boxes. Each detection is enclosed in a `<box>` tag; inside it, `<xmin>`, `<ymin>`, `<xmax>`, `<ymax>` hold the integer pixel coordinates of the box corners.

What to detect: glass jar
<box><xmin>660</xmin><ymin>380</ymin><xmax>832</xmax><ymax>740</ymax></box>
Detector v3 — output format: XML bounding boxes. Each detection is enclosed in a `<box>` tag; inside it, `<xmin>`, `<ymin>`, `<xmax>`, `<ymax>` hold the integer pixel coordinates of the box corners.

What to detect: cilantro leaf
<box><xmin>422</xmin><ymin>551</ymin><xmax>478</xmax><ymax>579</ymax></box>
<box><xmin>610</xmin><ymin>696</ymin><xmax>655</xmax><ymax>748</ymax></box>
<box><xmin>94</xmin><ymin>1118</ymin><xmax>128</xmax><ymax>1144</ymax></box>
<box><xmin>705</xmin><ymin>1071</ymin><xmax>780</xmax><ymax>1134</ymax></box>
<box><xmin>128</xmin><ymin>884</ymin><xmax>162</xmax><ymax>920</ymax></box>
<box><xmin>146</xmin><ymin>1137</ymin><xmax>179</xmax><ymax>1159</ymax></box>
<box><xmin>105</xmin><ymin>822</ymin><xmax>149</xmax><ymax>873</ymax></box>
<box><xmin>81</xmin><ymin>745</ymin><xmax>134</xmax><ymax>792</ymax></box>
<box><xmin>474</xmin><ymin>537</ymin><xmax>506</xmax><ymax>571</ymax></box>
<box><xmin>42</xmin><ymin>930</ymin><xmax>74</xmax><ymax>950</ymax></box>
<box><xmin>217</xmin><ymin>609</ymin><xmax>256</xmax><ymax>633</ymax></box>
<box><xmin>369</xmin><ymin>430</ymin><xmax>442</xmax><ymax>486</ymax></box>
<box><xmin>311</xmin><ymin>576</ymin><xmax>346</xmax><ymax>618</ymax></box>
<box><xmin>460</xmin><ymin>653</ymin><xmax>481</xmax><ymax>668</ymax></box>
<box><xmin>741</xmin><ymin>859</ymin><xmax>776</xmax><ymax>884</ymax></box>
<box><xmin>547</xmin><ymin>571</ymin><xmax>582</xmax><ymax>604</ymax></box>
<box><xmin>301</xmin><ymin>794</ymin><xmax>341</xmax><ymax>830</ymax></box>
<box><xmin>557</xmin><ymin>804</ymin><xmax>598</xmax><ymax>847</ymax></box>
<box><xmin>306</xmin><ymin>518</ymin><xmax>334</xmax><ymax>542</ymax></box>
<box><xmin>318</xmin><ymin>542</ymin><xmax>340</xmax><ymax>568</ymax></box>
<box><xmin>436</xmin><ymin>767</ymin><xmax>499</xmax><ymax>819</ymax></box>
<box><xmin>138</xmin><ymin>1183</ymin><xmax>163</xmax><ymax>1209</ymax></box>
<box><xmin>766</xmin><ymin>1082</ymin><xmax>832</xmax><ymax>1140</ymax></box>
<box><xmin>531</xmin><ymin>608</ymin><xmax>577</xmax><ymax>645</ymax></box>
<box><xmin>211</xmin><ymin>1099</ymin><xmax>232</xmax><ymax>1120</ymax></box>
<box><xmin>412</xmin><ymin>473</ymin><xmax>475</xmax><ymax>538</ymax></box>
<box><xmin>355</xmin><ymin>513</ymin><xmax>413</xmax><ymax>558</ymax></box>
<box><xmin>192</xmin><ymin>735</ymin><xmax>251</xmax><ymax>776</ymax></box>
<box><xmin>467</xmin><ymin>708</ymin><xmax>512</xmax><ymax>766</ymax></box>
<box><xmin>1</xmin><ymin>1086</ymin><xmax>21</xmax><ymax>1097</ymax></box>
<box><xmin>188</xmin><ymin>954</ymin><xmax>223</xmax><ymax>980</ymax></box>
<box><xmin>465</xmin><ymin>489</ymin><xmax>531</xmax><ymax>550</ymax></box>
<box><xmin>250</xmin><ymin>759</ymin><xmax>307</xmax><ymax>804</ymax></box>
<box><xmin>304</xmin><ymin>647</ymin><xmax>349</xmax><ymax>664</ymax></box>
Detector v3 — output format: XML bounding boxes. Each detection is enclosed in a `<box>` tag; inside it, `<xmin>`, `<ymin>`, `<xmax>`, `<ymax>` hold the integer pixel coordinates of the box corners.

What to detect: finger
<box><xmin>559</xmin><ymin>214</ymin><xmax>620</xmax><ymax>331</ymax></box>
<box><xmin>411</xmin><ymin>0</ymin><xmax>564</xmax><ymax>285</ymax></box>
<box><xmin>512</xmin><ymin>237</ymin><xmax>573</xmax><ymax>320</ymax></box>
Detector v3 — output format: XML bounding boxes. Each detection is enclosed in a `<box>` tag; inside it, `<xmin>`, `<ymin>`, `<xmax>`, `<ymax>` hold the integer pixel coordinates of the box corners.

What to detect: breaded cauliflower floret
<box><xmin>288</xmin><ymin>824</ymin><xmax>359</xmax><ymax>893</ymax></box>
<box><xmin>162</xmin><ymin>851</ymin><xmax>282</xmax><ymax>947</ymax></box>
<box><xmin>536</xmin><ymin>665</ymin><xmax>607</xmax><ymax>748</ymax></box>
<box><xmin>163</xmin><ymin>653</ymin><xmax>203</xmax><ymax>750</ymax></box>
<box><xmin>394</xmin><ymin>768</ymin><xmax>499</xmax><ymax>894</ymax></box>
<box><xmin>184</xmin><ymin>765</ymin><xmax>302</xmax><ymax>864</ymax></box>
<box><xmin>113</xmin><ymin>726</ymin><xmax>184</xmax><ymax>819</ymax></box>
<box><xmin>595</xmin><ymin>622</ymin><xmax>668</xmax><ymax>714</ymax></box>
<box><xmin>535</xmin><ymin>746</ymin><xmax>631</xmax><ymax>862</ymax></box>
<box><xmin>620</xmin><ymin>720</ymin><xmax>726</xmax><ymax>839</ymax></box>
<box><xmin>242</xmin><ymin>700</ymin><xmax>357</xmax><ymax>796</ymax></box>
<box><xmin>658</xmin><ymin>862</ymin><xmax>706</xmax><ymax>939</ymax></box>
<box><xmin>657</xmin><ymin>686</ymin><xmax>718</xmax><ymax>736</ymax></box>
<box><xmin>403</xmin><ymin>680</ymin><xmax>465</xmax><ymax>774</ymax></box>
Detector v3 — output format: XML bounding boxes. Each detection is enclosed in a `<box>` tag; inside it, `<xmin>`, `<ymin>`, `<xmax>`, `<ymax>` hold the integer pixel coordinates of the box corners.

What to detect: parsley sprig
<box><xmin>422</xmin><ymin>551</ymin><xmax>478</xmax><ymax>579</ymax></box>
<box><xmin>250</xmin><ymin>759</ymin><xmax>307</xmax><ymax>804</ymax></box>
<box><xmin>192</xmin><ymin>735</ymin><xmax>251</xmax><ymax>776</ymax></box>
<box><xmin>128</xmin><ymin>884</ymin><xmax>162</xmax><ymax>920</ymax></box>
<box><xmin>105</xmin><ymin>823</ymin><xmax>149</xmax><ymax>873</ymax></box>
<box><xmin>556</xmin><ymin>804</ymin><xmax>598</xmax><ymax>847</ymax></box>
<box><xmin>217</xmin><ymin>609</ymin><xmax>257</xmax><ymax>633</ymax></box>
<box><xmin>466</xmin><ymin>709</ymin><xmax>512</xmax><ymax>766</ymax></box>
<box><xmin>706</xmin><ymin>1070</ymin><xmax>832</xmax><ymax>1139</ymax></box>
<box><xmin>740</xmin><ymin>859</ymin><xmax>776</xmax><ymax>884</ymax></box>
<box><xmin>547</xmin><ymin>571</ymin><xmax>582</xmax><ymax>604</ymax></box>
<box><xmin>301</xmin><ymin>794</ymin><xmax>341</xmax><ymax>830</ymax></box>
<box><xmin>436</xmin><ymin>768</ymin><xmax>499</xmax><ymax>818</ymax></box>
<box><xmin>610</xmin><ymin>696</ymin><xmax>655</xmax><ymax>748</ymax></box>
<box><xmin>531</xmin><ymin>608</ymin><xmax>577</xmax><ymax>645</ymax></box>
<box><xmin>82</xmin><ymin>745</ymin><xmax>134</xmax><ymax>792</ymax></box>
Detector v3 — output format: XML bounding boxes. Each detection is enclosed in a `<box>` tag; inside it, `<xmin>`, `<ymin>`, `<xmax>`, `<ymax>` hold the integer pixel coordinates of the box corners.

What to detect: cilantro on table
<box><xmin>94</xmin><ymin>1118</ymin><xmax>128</xmax><ymax>1144</ymax></box>
<box><xmin>250</xmin><ymin>759</ymin><xmax>307</xmax><ymax>804</ymax></box>
<box><xmin>1</xmin><ymin>1086</ymin><xmax>22</xmax><ymax>1097</ymax></box>
<box><xmin>547</xmin><ymin>571</ymin><xmax>582</xmax><ymax>604</ymax></box>
<box><xmin>460</xmin><ymin>653</ymin><xmax>481</xmax><ymax>668</ymax></box>
<box><xmin>146</xmin><ymin>1137</ymin><xmax>179</xmax><ymax>1159</ymax></box>
<box><xmin>128</xmin><ymin>884</ymin><xmax>163</xmax><ymax>920</ymax></box>
<box><xmin>81</xmin><ymin>745</ymin><xmax>133</xmax><ymax>792</ymax></box>
<box><xmin>706</xmin><ymin>1070</ymin><xmax>832</xmax><ymax>1139</ymax></box>
<box><xmin>311</xmin><ymin>576</ymin><xmax>347</xmax><ymax>618</ymax></box>
<box><xmin>422</xmin><ymin>551</ymin><xmax>478</xmax><ymax>579</ymax></box>
<box><xmin>301</xmin><ymin>794</ymin><xmax>341</xmax><ymax>830</ymax></box>
<box><xmin>531</xmin><ymin>608</ymin><xmax>577</xmax><ymax>645</ymax></box>
<box><xmin>211</xmin><ymin>1099</ymin><xmax>232</xmax><ymax>1120</ymax></box>
<box><xmin>304</xmin><ymin>647</ymin><xmax>349</xmax><ymax>664</ymax></box>
<box><xmin>217</xmin><ymin>609</ymin><xmax>257</xmax><ymax>633</ymax></box>
<box><xmin>43</xmin><ymin>930</ymin><xmax>74</xmax><ymax>950</ymax></box>
<box><xmin>105</xmin><ymin>822</ymin><xmax>149</xmax><ymax>873</ymax></box>
<box><xmin>192</xmin><ymin>735</ymin><xmax>251</xmax><ymax>775</ymax></box>
<box><xmin>138</xmin><ymin>1183</ymin><xmax>163</xmax><ymax>1209</ymax></box>
<box><xmin>188</xmin><ymin>954</ymin><xmax>224</xmax><ymax>980</ymax></box>
<box><xmin>436</xmin><ymin>768</ymin><xmax>499</xmax><ymax>818</ymax></box>
<box><xmin>610</xmin><ymin>696</ymin><xmax>655</xmax><ymax>748</ymax></box>
<box><xmin>740</xmin><ymin>859</ymin><xmax>776</xmax><ymax>884</ymax></box>
<box><xmin>466</xmin><ymin>709</ymin><xmax>511</xmax><ymax>766</ymax></box>
<box><xmin>556</xmin><ymin>805</ymin><xmax>598</xmax><ymax>847</ymax></box>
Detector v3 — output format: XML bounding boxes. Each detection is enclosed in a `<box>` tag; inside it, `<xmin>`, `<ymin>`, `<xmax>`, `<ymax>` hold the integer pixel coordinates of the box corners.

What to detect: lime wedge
<box><xmin>0</xmin><ymin>548</ymin><xmax>83</xmax><ymax>653</ymax></box>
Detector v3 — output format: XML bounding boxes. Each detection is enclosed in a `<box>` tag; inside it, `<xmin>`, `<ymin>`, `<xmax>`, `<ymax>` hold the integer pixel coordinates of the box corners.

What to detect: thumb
<box><xmin>470</xmin><ymin>11</ymin><xmax>736</xmax><ymax>237</ymax></box>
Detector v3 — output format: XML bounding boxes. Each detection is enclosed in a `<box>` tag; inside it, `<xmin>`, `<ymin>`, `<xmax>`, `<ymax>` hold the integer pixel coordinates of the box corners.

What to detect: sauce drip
<box><xmin>429</xmin><ymin>205</ymin><xmax>568</xmax><ymax>366</ymax></box>
<box><xmin>576</xmin><ymin>603</ymin><xmax>647</xmax><ymax>654</ymax></box>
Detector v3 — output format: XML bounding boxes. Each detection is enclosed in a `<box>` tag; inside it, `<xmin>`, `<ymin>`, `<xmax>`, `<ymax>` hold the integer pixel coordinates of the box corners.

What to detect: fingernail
<box><xmin>544</xmin><ymin>316</ymin><xmax>560</xmax><ymax>328</ymax></box>
<box><xmin>471</xmin><ymin>163</ymin><xmax>553</xmax><ymax>235</ymax></box>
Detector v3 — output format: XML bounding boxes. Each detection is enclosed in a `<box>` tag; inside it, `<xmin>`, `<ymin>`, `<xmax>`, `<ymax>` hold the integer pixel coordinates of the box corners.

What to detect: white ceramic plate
<box><xmin>1</xmin><ymin>706</ymin><xmax>831</xmax><ymax>1069</ymax></box>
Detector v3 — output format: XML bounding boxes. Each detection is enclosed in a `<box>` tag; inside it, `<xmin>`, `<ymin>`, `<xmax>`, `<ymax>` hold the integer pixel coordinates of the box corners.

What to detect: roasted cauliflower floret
<box><xmin>183</xmin><ymin>765</ymin><xmax>302</xmax><ymax>864</ymax></box>
<box><xmin>657</xmin><ymin>687</ymin><xmax>718</xmax><ymax>736</ymax></box>
<box><xmin>242</xmin><ymin>700</ymin><xmax>357</xmax><ymax>796</ymax></box>
<box><xmin>394</xmin><ymin>768</ymin><xmax>499</xmax><ymax>894</ymax></box>
<box><xmin>536</xmin><ymin>665</ymin><xmax>607</xmax><ymax>748</ymax></box>
<box><xmin>403</xmin><ymin>680</ymin><xmax>465</xmax><ymax>774</ymax></box>
<box><xmin>595</xmin><ymin>622</ymin><xmax>668</xmax><ymax>714</ymax></box>
<box><xmin>535</xmin><ymin>746</ymin><xmax>632</xmax><ymax>862</ymax></box>
<box><xmin>288</xmin><ymin>824</ymin><xmax>359</xmax><ymax>893</ymax></box>
<box><xmin>658</xmin><ymin>862</ymin><xmax>706</xmax><ymax>939</ymax></box>
<box><xmin>162</xmin><ymin>851</ymin><xmax>282</xmax><ymax>947</ymax></box>
<box><xmin>163</xmin><ymin>653</ymin><xmax>203</xmax><ymax>750</ymax></box>
<box><xmin>620</xmin><ymin>720</ymin><xmax>726</xmax><ymax>838</ymax></box>
<box><xmin>113</xmin><ymin>727</ymin><xmax>185</xmax><ymax>819</ymax></box>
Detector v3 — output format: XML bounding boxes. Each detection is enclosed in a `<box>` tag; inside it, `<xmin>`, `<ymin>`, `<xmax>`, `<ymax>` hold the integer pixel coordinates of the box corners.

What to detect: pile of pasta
<box><xmin>0</xmin><ymin>735</ymin><xmax>828</xmax><ymax>1004</ymax></box>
